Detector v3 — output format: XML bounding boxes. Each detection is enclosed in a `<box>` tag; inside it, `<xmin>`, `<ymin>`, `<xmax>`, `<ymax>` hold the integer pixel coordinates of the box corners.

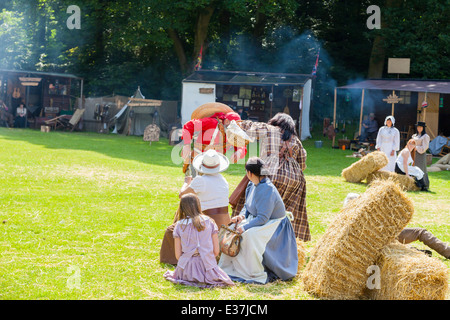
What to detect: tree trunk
<box><xmin>168</xmin><ymin>6</ymin><xmax>214</xmax><ymax>76</ymax></box>
<box><xmin>168</xmin><ymin>29</ymin><xmax>189</xmax><ymax>75</ymax></box>
<box><xmin>192</xmin><ymin>7</ymin><xmax>215</xmax><ymax>66</ymax></box>
<box><xmin>367</xmin><ymin>35</ymin><xmax>386</xmax><ymax>78</ymax></box>
<box><xmin>367</xmin><ymin>0</ymin><xmax>402</xmax><ymax>78</ymax></box>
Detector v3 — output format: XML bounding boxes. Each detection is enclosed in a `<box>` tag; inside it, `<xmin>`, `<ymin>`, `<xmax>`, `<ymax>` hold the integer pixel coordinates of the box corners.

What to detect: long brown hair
<box><xmin>174</xmin><ymin>194</ymin><xmax>206</xmax><ymax>232</ymax></box>
<box><xmin>407</xmin><ymin>139</ymin><xmax>416</xmax><ymax>164</ymax></box>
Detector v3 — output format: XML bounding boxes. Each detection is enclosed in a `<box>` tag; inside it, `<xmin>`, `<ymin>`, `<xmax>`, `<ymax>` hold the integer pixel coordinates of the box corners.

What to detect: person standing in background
<box><xmin>376</xmin><ymin>115</ymin><xmax>400</xmax><ymax>172</ymax></box>
<box><xmin>412</xmin><ymin>121</ymin><xmax>430</xmax><ymax>189</ymax></box>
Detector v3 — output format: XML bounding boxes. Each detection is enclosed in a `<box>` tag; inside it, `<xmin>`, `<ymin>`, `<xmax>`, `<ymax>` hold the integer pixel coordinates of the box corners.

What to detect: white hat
<box><xmin>384</xmin><ymin>115</ymin><xmax>395</xmax><ymax>126</ymax></box>
<box><xmin>192</xmin><ymin>149</ymin><xmax>229</xmax><ymax>174</ymax></box>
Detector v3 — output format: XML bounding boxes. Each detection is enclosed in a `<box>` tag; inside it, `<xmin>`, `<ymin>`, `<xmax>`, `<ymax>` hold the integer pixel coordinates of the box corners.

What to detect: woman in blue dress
<box><xmin>218</xmin><ymin>157</ymin><xmax>298</xmax><ymax>284</ymax></box>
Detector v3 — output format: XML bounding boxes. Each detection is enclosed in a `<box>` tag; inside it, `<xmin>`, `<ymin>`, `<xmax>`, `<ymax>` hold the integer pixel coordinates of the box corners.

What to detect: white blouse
<box><xmin>412</xmin><ymin>133</ymin><xmax>430</xmax><ymax>155</ymax></box>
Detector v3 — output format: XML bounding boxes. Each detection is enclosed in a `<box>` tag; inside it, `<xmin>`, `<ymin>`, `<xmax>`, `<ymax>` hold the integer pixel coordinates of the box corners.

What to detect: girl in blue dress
<box><xmin>218</xmin><ymin>157</ymin><xmax>298</xmax><ymax>284</ymax></box>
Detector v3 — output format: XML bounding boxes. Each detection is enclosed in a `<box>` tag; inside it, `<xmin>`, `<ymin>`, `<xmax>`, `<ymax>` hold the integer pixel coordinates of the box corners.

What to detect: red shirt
<box><xmin>182</xmin><ymin>117</ymin><xmax>247</xmax><ymax>157</ymax></box>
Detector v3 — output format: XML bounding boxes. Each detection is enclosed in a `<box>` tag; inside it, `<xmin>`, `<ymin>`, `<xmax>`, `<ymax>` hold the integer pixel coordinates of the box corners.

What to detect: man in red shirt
<box><xmin>181</xmin><ymin>112</ymin><xmax>247</xmax><ymax>174</ymax></box>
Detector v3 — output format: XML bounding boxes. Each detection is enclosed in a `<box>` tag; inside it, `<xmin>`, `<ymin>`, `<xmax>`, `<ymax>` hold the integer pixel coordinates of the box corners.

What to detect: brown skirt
<box><xmin>159</xmin><ymin>207</ymin><xmax>230</xmax><ymax>265</ymax></box>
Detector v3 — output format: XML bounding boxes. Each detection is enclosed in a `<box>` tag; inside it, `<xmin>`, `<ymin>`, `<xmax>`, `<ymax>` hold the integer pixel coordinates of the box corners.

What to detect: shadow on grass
<box><xmin>0</xmin><ymin>128</ymin><xmax>182</xmax><ymax>169</ymax></box>
<box><xmin>0</xmin><ymin>127</ymin><xmax>375</xmax><ymax>178</ymax></box>
<box><xmin>0</xmin><ymin>128</ymin><xmax>256</xmax><ymax>176</ymax></box>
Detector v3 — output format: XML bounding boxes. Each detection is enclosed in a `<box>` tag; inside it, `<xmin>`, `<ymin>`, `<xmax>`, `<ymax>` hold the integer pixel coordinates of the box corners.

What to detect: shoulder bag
<box><xmin>218</xmin><ymin>222</ymin><xmax>242</xmax><ymax>257</ymax></box>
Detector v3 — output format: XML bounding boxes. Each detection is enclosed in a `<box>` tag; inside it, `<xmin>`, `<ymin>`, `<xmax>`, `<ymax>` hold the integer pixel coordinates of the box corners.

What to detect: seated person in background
<box><xmin>14</xmin><ymin>103</ymin><xmax>27</xmax><ymax>128</ymax></box>
<box><xmin>160</xmin><ymin>150</ymin><xmax>231</xmax><ymax>265</ymax></box>
<box><xmin>218</xmin><ymin>157</ymin><xmax>298</xmax><ymax>284</ymax></box>
<box><xmin>237</xmin><ymin>107</ymin><xmax>248</xmax><ymax>120</ymax></box>
<box><xmin>0</xmin><ymin>100</ymin><xmax>14</xmax><ymax>127</ymax></box>
<box><xmin>360</xmin><ymin>113</ymin><xmax>378</xmax><ymax>142</ymax></box>
<box><xmin>163</xmin><ymin>193</ymin><xmax>235</xmax><ymax>288</ymax></box>
<box><xmin>395</xmin><ymin>139</ymin><xmax>428</xmax><ymax>191</ymax></box>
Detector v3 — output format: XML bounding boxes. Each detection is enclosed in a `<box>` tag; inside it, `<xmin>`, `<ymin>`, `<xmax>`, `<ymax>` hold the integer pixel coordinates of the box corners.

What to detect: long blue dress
<box><xmin>218</xmin><ymin>177</ymin><xmax>298</xmax><ymax>284</ymax></box>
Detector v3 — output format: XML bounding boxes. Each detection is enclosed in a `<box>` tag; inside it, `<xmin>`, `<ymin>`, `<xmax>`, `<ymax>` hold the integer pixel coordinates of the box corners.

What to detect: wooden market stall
<box><xmin>0</xmin><ymin>69</ymin><xmax>83</xmax><ymax>128</ymax></box>
<box><xmin>181</xmin><ymin>69</ymin><xmax>313</xmax><ymax>141</ymax></box>
<box><xmin>334</xmin><ymin>79</ymin><xmax>450</xmax><ymax>147</ymax></box>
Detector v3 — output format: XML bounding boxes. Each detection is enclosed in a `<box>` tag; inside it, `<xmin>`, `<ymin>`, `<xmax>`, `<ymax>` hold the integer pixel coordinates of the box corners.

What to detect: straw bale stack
<box><xmin>191</xmin><ymin>102</ymin><xmax>234</xmax><ymax>120</ymax></box>
<box><xmin>366</xmin><ymin>242</ymin><xmax>449</xmax><ymax>300</ymax></box>
<box><xmin>342</xmin><ymin>151</ymin><xmax>389</xmax><ymax>183</ymax></box>
<box><xmin>296</xmin><ymin>239</ymin><xmax>307</xmax><ymax>278</ymax></box>
<box><xmin>302</xmin><ymin>180</ymin><xmax>414</xmax><ymax>299</ymax></box>
<box><xmin>366</xmin><ymin>170</ymin><xmax>420</xmax><ymax>191</ymax></box>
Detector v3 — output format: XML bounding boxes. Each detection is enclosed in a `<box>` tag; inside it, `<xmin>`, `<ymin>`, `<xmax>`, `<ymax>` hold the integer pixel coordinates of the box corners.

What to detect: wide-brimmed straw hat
<box><xmin>192</xmin><ymin>149</ymin><xmax>229</xmax><ymax>174</ymax></box>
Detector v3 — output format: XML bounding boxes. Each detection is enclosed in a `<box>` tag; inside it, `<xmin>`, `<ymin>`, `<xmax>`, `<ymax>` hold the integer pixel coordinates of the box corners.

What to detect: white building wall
<box><xmin>300</xmin><ymin>79</ymin><xmax>312</xmax><ymax>141</ymax></box>
<box><xmin>181</xmin><ymin>82</ymin><xmax>216</xmax><ymax>124</ymax></box>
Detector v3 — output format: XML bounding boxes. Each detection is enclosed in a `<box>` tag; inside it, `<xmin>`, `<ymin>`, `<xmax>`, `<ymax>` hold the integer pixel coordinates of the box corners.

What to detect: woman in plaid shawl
<box><xmin>232</xmin><ymin>113</ymin><xmax>311</xmax><ymax>241</ymax></box>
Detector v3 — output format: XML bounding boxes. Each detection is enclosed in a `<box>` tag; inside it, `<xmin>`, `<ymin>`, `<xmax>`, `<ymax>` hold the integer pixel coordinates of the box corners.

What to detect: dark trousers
<box><xmin>395</xmin><ymin>163</ymin><xmax>427</xmax><ymax>190</ymax></box>
<box><xmin>14</xmin><ymin>116</ymin><xmax>26</xmax><ymax>128</ymax></box>
<box><xmin>360</xmin><ymin>130</ymin><xmax>377</xmax><ymax>142</ymax></box>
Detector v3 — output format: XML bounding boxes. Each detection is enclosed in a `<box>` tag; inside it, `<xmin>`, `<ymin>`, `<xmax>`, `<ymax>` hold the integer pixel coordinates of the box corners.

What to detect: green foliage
<box><xmin>374</xmin><ymin>0</ymin><xmax>450</xmax><ymax>79</ymax></box>
<box><xmin>0</xmin><ymin>0</ymin><xmax>449</xmax><ymax>119</ymax></box>
<box><xmin>0</xmin><ymin>8</ymin><xmax>29</xmax><ymax>69</ymax></box>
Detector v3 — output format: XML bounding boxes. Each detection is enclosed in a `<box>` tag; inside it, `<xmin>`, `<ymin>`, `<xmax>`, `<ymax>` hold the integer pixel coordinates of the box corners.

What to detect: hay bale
<box><xmin>366</xmin><ymin>242</ymin><xmax>449</xmax><ymax>300</ymax></box>
<box><xmin>366</xmin><ymin>170</ymin><xmax>419</xmax><ymax>191</ymax></box>
<box><xmin>296</xmin><ymin>239</ymin><xmax>307</xmax><ymax>278</ymax></box>
<box><xmin>302</xmin><ymin>180</ymin><xmax>414</xmax><ymax>299</ymax></box>
<box><xmin>342</xmin><ymin>151</ymin><xmax>389</xmax><ymax>183</ymax></box>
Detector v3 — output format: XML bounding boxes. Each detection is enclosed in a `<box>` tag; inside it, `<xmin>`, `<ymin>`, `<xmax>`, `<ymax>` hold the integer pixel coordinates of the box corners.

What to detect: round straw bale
<box><xmin>366</xmin><ymin>170</ymin><xmax>419</xmax><ymax>191</ymax></box>
<box><xmin>342</xmin><ymin>151</ymin><xmax>388</xmax><ymax>183</ymax></box>
<box><xmin>191</xmin><ymin>102</ymin><xmax>234</xmax><ymax>120</ymax></box>
<box><xmin>302</xmin><ymin>180</ymin><xmax>414</xmax><ymax>300</ymax></box>
<box><xmin>296</xmin><ymin>239</ymin><xmax>307</xmax><ymax>278</ymax></box>
<box><xmin>365</xmin><ymin>242</ymin><xmax>449</xmax><ymax>300</ymax></box>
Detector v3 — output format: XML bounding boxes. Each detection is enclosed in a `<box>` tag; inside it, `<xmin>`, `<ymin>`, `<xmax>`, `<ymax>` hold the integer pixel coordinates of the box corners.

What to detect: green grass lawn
<box><xmin>0</xmin><ymin>127</ymin><xmax>448</xmax><ymax>300</ymax></box>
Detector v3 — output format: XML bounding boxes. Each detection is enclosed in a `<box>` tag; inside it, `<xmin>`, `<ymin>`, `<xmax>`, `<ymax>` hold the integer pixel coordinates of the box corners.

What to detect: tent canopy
<box><xmin>112</xmin><ymin>87</ymin><xmax>164</xmax><ymax>136</ymax></box>
<box><xmin>338</xmin><ymin>79</ymin><xmax>450</xmax><ymax>94</ymax></box>
<box><xmin>183</xmin><ymin>69</ymin><xmax>312</xmax><ymax>86</ymax></box>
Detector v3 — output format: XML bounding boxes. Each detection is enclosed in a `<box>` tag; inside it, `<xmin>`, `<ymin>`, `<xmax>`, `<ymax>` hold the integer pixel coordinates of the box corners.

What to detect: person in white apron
<box><xmin>395</xmin><ymin>139</ymin><xmax>428</xmax><ymax>191</ymax></box>
<box><xmin>376</xmin><ymin>115</ymin><xmax>400</xmax><ymax>172</ymax></box>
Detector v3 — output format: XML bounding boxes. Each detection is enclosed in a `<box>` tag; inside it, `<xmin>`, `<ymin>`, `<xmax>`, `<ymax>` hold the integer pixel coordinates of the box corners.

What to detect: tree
<box><xmin>0</xmin><ymin>7</ymin><xmax>29</xmax><ymax>69</ymax></box>
<box><xmin>370</xmin><ymin>0</ymin><xmax>450</xmax><ymax>79</ymax></box>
